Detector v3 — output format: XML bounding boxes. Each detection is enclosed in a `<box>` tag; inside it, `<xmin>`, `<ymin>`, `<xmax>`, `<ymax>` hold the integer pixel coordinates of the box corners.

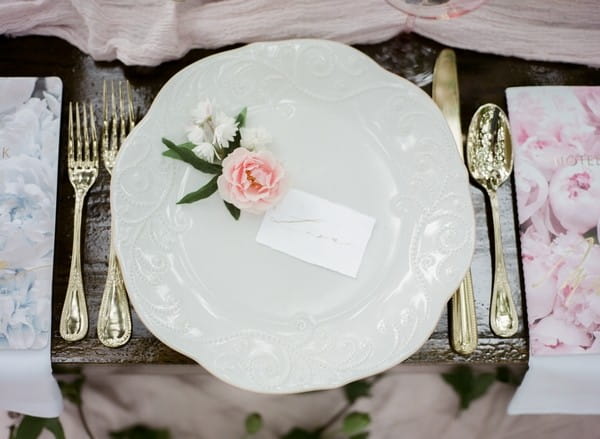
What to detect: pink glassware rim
<box><xmin>386</xmin><ymin>0</ymin><xmax>486</xmax><ymax>19</ymax></box>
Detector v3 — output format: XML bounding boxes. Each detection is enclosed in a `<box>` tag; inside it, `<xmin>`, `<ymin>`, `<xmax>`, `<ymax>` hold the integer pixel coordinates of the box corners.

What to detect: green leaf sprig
<box><xmin>161</xmin><ymin>107</ymin><xmax>247</xmax><ymax>220</ymax></box>
<box><xmin>441</xmin><ymin>365</ymin><xmax>510</xmax><ymax>412</ymax></box>
<box><xmin>10</xmin><ymin>416</ymin><xmax>65</xmax><ymax>439</ymax></box>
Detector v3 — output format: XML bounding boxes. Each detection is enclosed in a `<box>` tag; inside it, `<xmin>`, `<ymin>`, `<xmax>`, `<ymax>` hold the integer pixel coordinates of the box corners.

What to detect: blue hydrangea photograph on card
<box><xmin>0</xmin><ymin>77</ymin><xmax>62</xmax><ymax>350</ymax></box>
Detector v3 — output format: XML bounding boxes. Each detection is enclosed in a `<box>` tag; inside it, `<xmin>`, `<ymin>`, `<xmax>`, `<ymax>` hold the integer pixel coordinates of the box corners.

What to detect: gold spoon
<box><xmin>466</xmin><ymin>103</ymin><xmax>518</xmax><ymax>338</ymax></box>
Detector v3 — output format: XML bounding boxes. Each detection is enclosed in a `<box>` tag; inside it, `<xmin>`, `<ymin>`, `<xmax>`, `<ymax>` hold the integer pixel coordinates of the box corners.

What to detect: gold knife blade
<box><xmin>432</xmin><ymin>48</ymin><xmax>478</xmax><ymax>355</ymax></box>
<box><xmin>433</xmin><ymin>49</ymin><xmax>463</xmax><ymax>155</ymax></box>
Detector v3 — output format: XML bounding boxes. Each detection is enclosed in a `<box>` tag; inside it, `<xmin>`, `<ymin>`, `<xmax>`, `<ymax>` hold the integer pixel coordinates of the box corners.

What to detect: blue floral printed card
<box><xmin>0</xmin><ymin>77</ymin><xmax>62</xmax><ymax>350</ymax></box>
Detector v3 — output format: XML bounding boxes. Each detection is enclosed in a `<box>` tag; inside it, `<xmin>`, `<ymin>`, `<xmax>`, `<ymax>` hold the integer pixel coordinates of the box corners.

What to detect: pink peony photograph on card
<box><xmin>507</xmin><ymin>86</ymin><xmax>600</xmax><ymax>356</ymax></box>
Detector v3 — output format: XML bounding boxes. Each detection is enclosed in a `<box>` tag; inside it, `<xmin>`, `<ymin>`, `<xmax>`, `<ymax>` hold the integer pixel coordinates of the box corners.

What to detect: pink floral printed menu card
<box><xmin>507</xmin><ymin>86</ymin><xmax>600</xmax><ymax>356</ymax></box>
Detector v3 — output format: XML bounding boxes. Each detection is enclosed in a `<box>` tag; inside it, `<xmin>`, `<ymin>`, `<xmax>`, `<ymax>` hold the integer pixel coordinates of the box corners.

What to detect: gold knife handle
<box><xmin>451</xmin><ymin>269</ymin><xmax>478</xmax><ymax>355</ymax></box>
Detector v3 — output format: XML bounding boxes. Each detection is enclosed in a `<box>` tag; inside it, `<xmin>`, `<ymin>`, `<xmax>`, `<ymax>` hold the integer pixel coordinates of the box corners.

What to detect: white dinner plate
<box><xmin>111</xmin><ymin>39</ymin><xmax>475</xmax><ymax>393</ymax></box>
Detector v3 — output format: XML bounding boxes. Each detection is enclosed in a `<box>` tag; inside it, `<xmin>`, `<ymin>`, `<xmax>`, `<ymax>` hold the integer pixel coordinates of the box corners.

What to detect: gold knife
<box><xmin>432</xmin><ymin>48</ymin><xmax>478</xmax><ymax>355</ymax></box>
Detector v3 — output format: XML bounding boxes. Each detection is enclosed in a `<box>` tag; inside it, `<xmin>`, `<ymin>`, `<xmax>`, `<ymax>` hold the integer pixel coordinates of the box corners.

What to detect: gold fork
<box><xmin>96</xmin><ymin>80</ymin><xmax>134</xmax><ymax>348</ymax></box>
<box><xmin>60</xmin><ymin>102</ymin><xmax>99</xmax><ymax>341</ymax></box>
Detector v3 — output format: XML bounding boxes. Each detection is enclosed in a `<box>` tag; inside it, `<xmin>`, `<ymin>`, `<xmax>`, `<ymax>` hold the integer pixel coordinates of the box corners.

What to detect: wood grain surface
<box><xmin>1</xmin><ymin>33</ymin><xmax>598</xmax><ymax>366</ymax></box>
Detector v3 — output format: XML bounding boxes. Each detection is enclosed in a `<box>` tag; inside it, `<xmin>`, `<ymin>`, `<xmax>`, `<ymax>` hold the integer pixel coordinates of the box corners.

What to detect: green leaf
<box><xmin>280</xmin><ymin>427</ymin><xmax>321</xmax><ymax>439</ymax></box>
<box><xmin>343</xmin><ymin>379</ymin><xmax>373</xmax><ymax>404</ymax></box>
<box><xmin>224</xmin><ymin>201</ymin><xmax>241</xmax><ymax>220</ymax></box>
<box><xmin>109</xmin><ymin>425</ymin><xmax>170</xmax><ymax>439</ymax></box>
<box><xmin>350</xmin><ymin>433</ymin><xmax>370</xmax><ymax>439</ymax></box>
<box><xmin>14</xmin><ymin>416</ymin><xmax>44</xmax><ymax>439</ymax></box>
<box><xmin>161</xmin><ymin>138</ymin><xmax>222</xmax><ymax>174</ymax></box>
<box><xmin>14</xmin><ymin>416</ymin><xmax>64</xmax><ymax>439</ymax></box>
<box><xmin>176</xmin><ymin>175</ymin><xmax>219</xmax><ymax>204</ymax></box>
<box><xmin>495</xmin><ymin>366</ymin><xmax>523</xmax><ymax>386</ymax></box>
<box><xmin>223</xmin><ymin>107</ymin><xmax>247</xmax><ymax>155</ymax></box>
<box><xmin>236</xmin><ymin>107</ymin><xmax>247</xmax><ymax>128</ymax></box>
<box><xmin>441</xmin><ymin>366</ymin><xmax>496</xmax><ymax>410</ymax></box>
<box><xmin>342</xmin><ymin>412</ymin><xmax>371</xmax><ymax>436</ymax></box>
<box><xmin>43</xmin><ymin>418</ymin><xmax>66</xmax><ymax>439</ymax></box>
<box><xmin>58</xmin><ymin>376</ymin><xmax>84</xmax><ymax>405</ymax></box>
<box><xmin>245</xmin><ymin>413</ymin><xmax>263</xmax><ymax>435</ymax></box>
<box><xmin>162</xmin><ymin>141</ymin><xmax>195</xmax><ymax>159</ymax></box>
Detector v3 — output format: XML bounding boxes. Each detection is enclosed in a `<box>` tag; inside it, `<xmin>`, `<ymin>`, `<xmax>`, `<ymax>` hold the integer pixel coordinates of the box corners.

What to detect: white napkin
<box><xmin>508</xmin><ymin>355</ymin><xmax>600</xmax><ymax>414</ymax></box>
<box><xmin>506</xmin><ymin>86</ymin><xmax>600</xmax><ymax>414</ymax></box>
<box><xmin>0</xmin><ymin>77</ymin><xmax>63</xmax><ymax>417</ymax></box>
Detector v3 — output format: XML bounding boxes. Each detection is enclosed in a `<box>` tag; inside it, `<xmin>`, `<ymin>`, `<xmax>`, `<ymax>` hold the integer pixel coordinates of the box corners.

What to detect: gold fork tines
<box><xmin>97</xmin><ymin>80</ymin><xmax>134</xmax><ymax>348</ymax></box>
<box><xmin>60</xmin><ymin>101</ymin><xmax>99</xmax><ymax>342</ymax></box>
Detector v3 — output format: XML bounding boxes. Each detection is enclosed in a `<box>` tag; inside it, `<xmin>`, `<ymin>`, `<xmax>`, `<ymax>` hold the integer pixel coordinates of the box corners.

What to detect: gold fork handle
<box><xmin>97</xmin><ymin>241</ymin><xmax>132</xmax><ymax>347</ymax></box>
<box><xmin>451</xmin><ymin>269</ymin><xmax>478</xmax><ymax>355</ymax></box>
<box><xmin>60</xmin><ymin>193</ymin><xmax>89</xmax><ymax>341</ymax></box>
<box><xmin>488</xmin><ymin>190</ymin><xmax>518</xmax><ymax>337</ymax></box>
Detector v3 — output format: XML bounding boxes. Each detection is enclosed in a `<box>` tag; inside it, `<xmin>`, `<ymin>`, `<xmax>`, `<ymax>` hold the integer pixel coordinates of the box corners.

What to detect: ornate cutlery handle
<box><xmin>97</xmin><ymin>240</ymin><xmax>132</xmax><ymax>347</ymax></box>
<box><xmin>451</xmin><ymin>269</ymin><xmax>478</xmax><ymax>355</ymax></box>
<box><xmin>488</xmin><ymin>190</ymin><xmax>518</xmax><ymax>337</ymax></box>
<box><xmin>60</xmin><ymin>193</ymin><xmax>89</xmax><ymax>341</ymax></box>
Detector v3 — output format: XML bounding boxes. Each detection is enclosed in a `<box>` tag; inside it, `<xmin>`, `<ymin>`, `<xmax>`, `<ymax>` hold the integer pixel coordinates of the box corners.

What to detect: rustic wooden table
<box><xmin>1</xmin><ymin>33</ymin><xmax>598</xmax><ymax>366</ymax></box>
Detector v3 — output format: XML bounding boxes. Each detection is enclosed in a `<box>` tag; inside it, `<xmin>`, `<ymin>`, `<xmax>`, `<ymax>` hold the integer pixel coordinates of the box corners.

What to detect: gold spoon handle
<box><xmin>488</xmin><ymin>190</ymin><xmax>518</xmax><ymax>337</ymax></box>
<box><xmin>97</xmin><ymin>241</ymin><xmax>132</xmax><ymax>347</ymax></box>
<box><xmin>451</xmin><ymin>269</ymin><xmax>478</xmax><ymax>355</ymax></box>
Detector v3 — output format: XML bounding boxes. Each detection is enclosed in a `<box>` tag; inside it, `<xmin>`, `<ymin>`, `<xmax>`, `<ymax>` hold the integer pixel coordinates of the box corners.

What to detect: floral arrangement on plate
<box><xmin>507</xmin><ymin>86</ymin><xmax>600</xmax><ymax>355</ymax></box>
<box><xmin>161</xmin><ymin>99</ymin><xmax>288</xmax><ymax>219</ymax></box>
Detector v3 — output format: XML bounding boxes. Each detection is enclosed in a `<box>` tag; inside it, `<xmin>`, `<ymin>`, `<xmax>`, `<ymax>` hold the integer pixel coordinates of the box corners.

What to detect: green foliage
<box><xmin>342</xmin><ymin>412</ymin><xmax>371</xmax><ymax>436</ymax></box>
<box><xmin>343</xmin><ymin>379</ymin><xmax>373</xmax><ymax>404</ymax></box>
<box><xmin>224</xmin><ymin>201</ymin><xmax>241</xmax><ymax>220</ymax></box>
<box><xmin>58</xmin><ymin>376</ymin><xmax>84</xmax><ymax>405</ymax></box>
<box><xmin>441</xmin><ymin>366</ymin><xmax>496</xmax><ymax>410</ymax></box>
<box><xmin>13</xmin><ymin>416</ymin><xmax>64</xmax><ymax>439</ymax></box>
<box><xmin>176</xmin><ymin>175</ymin><xmax>219</xmax><ymax>204</ymax></box>
<box><xmin>280</xmin><ymin>427</ymin><xmax>321</xmax><ymax>439</ymax></box>
<box><xmin>225</xmin><ymin>107</ymin><xmax>247</xmax><ymax>154</ymax></box>
<box><xmin>161</xmin><ymin>138</ymin><xmax>222</xmax><ymax>174</ymax></box>
<box><xmin>109</xmin><ymin>425</ymin><xmax>171</xmax><ymax>439</ymax></box>
<box><xmin>495</xmin><ymin>366</ymin><xmax>523</xmax><ymax>386</ymax></box>
<box><xmin>162</xmin><ymin>141</ymin><xmax>195</xmax><ymax>159</ymax></box>
<box><xmin>245</xmin><ymin>413</ymin><xmax>263</xmax><ymax>435</ymax></box>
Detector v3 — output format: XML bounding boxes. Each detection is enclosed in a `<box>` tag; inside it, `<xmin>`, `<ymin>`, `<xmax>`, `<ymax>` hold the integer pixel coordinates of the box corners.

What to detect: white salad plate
<box><xmin>111</xmin><ymin>39</ymin><xmax>475</xmax><ymax>393</ymax></box>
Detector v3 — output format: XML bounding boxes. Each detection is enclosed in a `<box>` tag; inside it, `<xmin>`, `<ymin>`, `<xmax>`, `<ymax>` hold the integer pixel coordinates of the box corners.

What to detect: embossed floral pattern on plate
<box><xmin>111</xmin><ymin>40</ymin><xmax>475</xmax><ymax>393</ymax></box>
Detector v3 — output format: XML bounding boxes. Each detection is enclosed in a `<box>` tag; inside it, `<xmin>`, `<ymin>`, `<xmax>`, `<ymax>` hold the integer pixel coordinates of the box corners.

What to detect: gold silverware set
<box><xmin>59</xmin><ymin>58</ymin><xmax>518</xmax><ymax>353</ymax></box>
<box><xmin>59</xmin><ymin>80</ymin><xmax>135</xmax><ymax>347</ymax></box>
<box><xmin>433</xmin><ymin>49</ymin><xmax>519</xmax><ymax>354</ymax></box>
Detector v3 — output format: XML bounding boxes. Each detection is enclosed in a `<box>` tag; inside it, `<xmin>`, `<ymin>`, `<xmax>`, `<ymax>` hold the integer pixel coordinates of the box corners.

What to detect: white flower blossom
<box><xmin>186</xmin><ymin>124</ymin><xmax>206</xmax><ymax>145</ymax></box>
<box><xmin>240</xmin><ymin>127</ymin><xmax>272</xmax><ymax>151</ymax></box>
<box><xmin>191</xmin><ymin>98</ymin><xmax>214</xmax><ymax>125</ymax></box>
<box><xmin>213</xmin><ymin>111</ymin><xmax>238</xmax><ymax>148</ymax></box>
<box><xmin>193</xmin><ymin>142</ymin><xmax>217</xmax><ymax>162</ymax></box>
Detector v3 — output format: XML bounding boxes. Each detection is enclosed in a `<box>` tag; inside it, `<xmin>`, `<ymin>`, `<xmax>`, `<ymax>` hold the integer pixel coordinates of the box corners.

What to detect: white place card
<box><xmin>256</xmin><ymin>189</ymin><xmax>375</xmax><ymax>277</ymax></box>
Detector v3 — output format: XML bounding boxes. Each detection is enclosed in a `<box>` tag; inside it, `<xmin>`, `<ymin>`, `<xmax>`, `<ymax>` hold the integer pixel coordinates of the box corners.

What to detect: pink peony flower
<box><xmin>530</xmin><ymin>314</ymin><xmax>593</xmax><ymax>355</ymax></box>
<box><xmin>217</xmin><ymin>147</ymin><xmax>288</xmax><ymax>214</ymax></box>
<box><xmin>552</xmin><ymin>233</ymin><xmax>600</xmax><ymax>335</ymax></box>
<box><xmin>529</xmin><ymin>201</ymin><xmax>566</xmax><ymax>238</ymax></box>
<box><xmin>548</xmin><ymin>165</ymin><xmax>600</xmax><ymax>234</ymax></box>
<box><xmin>574</xmin><ymin>87</ymin><xmax>600</xmax><ymax>133</ymax></box>
<box><xmin>514</xmin><ymin>157</ymin><xmax>548</xmax><ymax>225</ymax></box>
<box><xmin>521</xmin><ymin>225</ymin><xmax>558</xmax><ymax>321</ymax></box>
<box><xmin>506</xmin><ymin>90</ymin><xmax>546</xmax><ymax>145</ymax></box>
